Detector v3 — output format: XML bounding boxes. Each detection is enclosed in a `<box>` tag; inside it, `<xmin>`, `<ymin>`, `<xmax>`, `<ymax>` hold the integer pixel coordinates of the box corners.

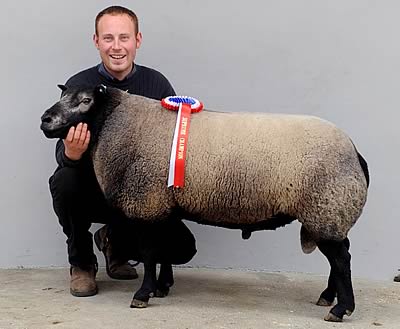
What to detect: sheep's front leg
<box><xmin>130</xmin><ymin>259</ymin><xmax>157</xmax><ymax>308</ymax></box>
<box><xmin>155</xmin><ymin>263</ymin><xmax>174</xmax><ymax>297</ymax></box>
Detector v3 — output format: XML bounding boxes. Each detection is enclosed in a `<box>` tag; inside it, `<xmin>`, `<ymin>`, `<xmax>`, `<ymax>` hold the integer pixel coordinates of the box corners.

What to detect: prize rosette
<box><xmin>161</xmin><ymin>96</ymin><xmax>203</xmax><ymax>188</ymax></box>
<box><xmin>161</xmin><ymin>96</ymin><xmax>203</xmax><ymax>113</ymax></box>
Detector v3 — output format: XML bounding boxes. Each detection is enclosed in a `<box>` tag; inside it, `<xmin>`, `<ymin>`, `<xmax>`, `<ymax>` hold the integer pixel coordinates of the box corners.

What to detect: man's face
<box><xmin>93</xmin><ymin>14</ymin><xmax>142</xmax><ymax>81</ymax></box>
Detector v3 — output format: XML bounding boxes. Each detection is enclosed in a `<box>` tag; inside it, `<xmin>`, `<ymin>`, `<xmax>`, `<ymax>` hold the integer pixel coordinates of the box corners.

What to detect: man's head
<box><xmin>93</xmin><ymin>6</ymin><xmax>142</xmax><ymax>81</ymax></box>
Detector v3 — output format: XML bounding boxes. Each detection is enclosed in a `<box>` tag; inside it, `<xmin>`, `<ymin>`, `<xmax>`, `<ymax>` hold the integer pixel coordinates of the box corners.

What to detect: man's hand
<box><xmin>64</xmin><ymin>123</ymin><xmax>91</xmax><ymax>161</ymax></box>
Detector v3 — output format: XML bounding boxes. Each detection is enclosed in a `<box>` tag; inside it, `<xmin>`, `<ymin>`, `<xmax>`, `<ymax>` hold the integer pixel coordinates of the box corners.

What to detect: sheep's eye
<box><xmin>81</xmin><ymin>98</ymin><xmax>91</xmax><ymax>105</ymax></box>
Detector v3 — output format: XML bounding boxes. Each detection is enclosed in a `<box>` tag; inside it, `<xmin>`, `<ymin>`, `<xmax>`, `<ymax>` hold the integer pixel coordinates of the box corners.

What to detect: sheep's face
<box><xmin>40</xmin><ymin>85</ymin><xmax>106</xmax><ymax>139</ymax></box>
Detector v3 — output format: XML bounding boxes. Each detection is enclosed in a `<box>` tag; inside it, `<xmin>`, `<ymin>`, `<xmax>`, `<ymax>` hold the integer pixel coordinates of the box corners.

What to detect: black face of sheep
<box><xmin>40</xmin><ymin>84</ymin><xmax>108</xmax><ymax>139</ymax></box>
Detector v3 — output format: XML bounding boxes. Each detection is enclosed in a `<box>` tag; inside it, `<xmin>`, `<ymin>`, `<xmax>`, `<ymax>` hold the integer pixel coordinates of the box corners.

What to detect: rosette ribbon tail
<box><xmin>168</xmin><ymin>103</ymin><xmax>192</xmax><ymax>188</ymax></box>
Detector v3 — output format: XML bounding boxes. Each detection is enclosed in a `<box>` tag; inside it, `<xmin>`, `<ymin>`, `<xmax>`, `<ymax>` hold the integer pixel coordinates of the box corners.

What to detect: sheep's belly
<box><xmin>183</xmin><ymin>212</ymin><xmax>297</xmax><ymax>231</ymax></box>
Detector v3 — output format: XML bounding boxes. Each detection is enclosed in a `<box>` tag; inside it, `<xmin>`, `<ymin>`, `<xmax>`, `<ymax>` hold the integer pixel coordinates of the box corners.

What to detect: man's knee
<box><xmin>49</xmin><ymin>167</ymin><xmax>81</xmax><ymax>203</ymax></box>
<box><xmin>173</xmin><ymin>235</ymin><xmax>197</xmax><ymax>264</ymax></box>
<box><xmin>164</xmin><ymin>229</ymin><xmax>197</xmax><ymax>265</ymax></box>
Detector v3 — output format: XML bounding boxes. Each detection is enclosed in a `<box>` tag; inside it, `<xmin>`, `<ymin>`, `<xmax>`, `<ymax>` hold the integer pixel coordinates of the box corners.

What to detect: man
<box><xmin>49</xmin><ymin>6</ymin><xmax>177</xmax><ymax>297</ymax></box>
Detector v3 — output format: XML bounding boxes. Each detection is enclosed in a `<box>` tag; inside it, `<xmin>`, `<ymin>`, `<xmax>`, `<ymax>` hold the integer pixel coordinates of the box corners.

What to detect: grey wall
<box><xmin>1</xmin><ymin>0</ymin><xmax>398</xmax><ymax>280</ymax></box>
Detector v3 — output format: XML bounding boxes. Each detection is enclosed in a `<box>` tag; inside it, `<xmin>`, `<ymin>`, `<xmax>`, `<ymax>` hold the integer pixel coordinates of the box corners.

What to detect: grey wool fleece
<box><xmin>92</xmin><ymin>89</ymin><xmax>368</xmax><ymax>253</ymax></box>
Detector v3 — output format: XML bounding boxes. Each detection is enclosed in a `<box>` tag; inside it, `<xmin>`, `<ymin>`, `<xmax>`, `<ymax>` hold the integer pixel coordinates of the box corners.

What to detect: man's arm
<box><xmin>162</xmin><ymin>83</ymin><xmax>176</xmax><ymax>99</ymax></box>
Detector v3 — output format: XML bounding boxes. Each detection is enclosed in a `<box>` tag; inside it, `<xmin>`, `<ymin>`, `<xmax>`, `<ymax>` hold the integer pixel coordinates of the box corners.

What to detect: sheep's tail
<box><xmin>300</xmin><ymin>225</ymin><xmax>317</xmax><ymax>254</ymax></box>
<box><xmin>356</xmin><ymin>151</ymin><xmax>370</xmax><ymax>188</ymax></box>
<box><xmin>350</xmin><ymin>140</ymin><xmax>370</xmax><ymax>188</ymax></box>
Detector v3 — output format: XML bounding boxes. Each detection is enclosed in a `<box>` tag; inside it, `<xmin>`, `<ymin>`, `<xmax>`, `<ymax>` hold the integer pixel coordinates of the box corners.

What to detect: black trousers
<box><xmin>49</xmin><ymin>166</ymin><xmax>124</xmax><ymax>267</ymax></box>
<box><xmin>115</xmin><ymin>219</ymin><xmax>197</xmax><ymax>265</ymax></box>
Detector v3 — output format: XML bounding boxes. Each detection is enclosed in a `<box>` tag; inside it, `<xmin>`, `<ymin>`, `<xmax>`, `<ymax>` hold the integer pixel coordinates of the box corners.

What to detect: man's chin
<box><xmin>111</xmin><ymin>64</ymin><xmax>128</xmax><ymax>72</ymax></box>
<box><xmin>106</xmin><ymin>60</ymin><xmax>131</xmax><ymax>73</ymax></box>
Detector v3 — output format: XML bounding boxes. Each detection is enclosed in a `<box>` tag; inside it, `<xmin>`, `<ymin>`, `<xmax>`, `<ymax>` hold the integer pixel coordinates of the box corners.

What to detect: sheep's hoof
<box><xmin>130</xmin><ymin>299</ymin><xmax>149</xmax><ymax>308</ymax></box>
<box><xmin>155</xmin><ymin>288</ymin><xmax>169</xmax><ymax>298</ymax></box>
<box><xmin>324</xmin><ymin>312</ymin><xmax>343</xmax><ymax>322</ymax></box>
<box><xmin>345</xmin><ymin>309</ymin><xmax>353</xmax><ymax>316</ymax></box>
<box><xmin>316</xmin><ymin>297</ymin><xmax>333</xmax><ymax>306</ymax></box>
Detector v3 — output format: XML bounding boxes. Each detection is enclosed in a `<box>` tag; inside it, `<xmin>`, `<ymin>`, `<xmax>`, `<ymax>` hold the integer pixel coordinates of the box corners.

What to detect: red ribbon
<box><xmin>172</xmin><ymin>103</ymin><xmax>192</xmax><ymax>188</ymax></box>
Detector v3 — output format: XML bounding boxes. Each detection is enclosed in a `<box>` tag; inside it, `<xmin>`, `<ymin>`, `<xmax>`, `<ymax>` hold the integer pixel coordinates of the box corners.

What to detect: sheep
<box><xmin>40</xmin><ymin>84</ymin><xmax>369</xmax><ymax>322</ymax></box>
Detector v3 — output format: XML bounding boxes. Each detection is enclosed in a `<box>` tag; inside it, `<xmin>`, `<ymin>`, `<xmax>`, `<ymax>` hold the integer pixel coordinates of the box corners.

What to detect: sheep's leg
<box><xmin>130</xmin><ymin>259</ymin><xmax>157</xmax><ymax>308</ymax></box>
<box><xmin>155</xmin><ymin>263</ymin><xmax>174</xmax><ymax>297</ymax></box>
<box><xmin>317</xmin><ymin>238</ymin><xmax>354</xmax><ymax>322</ymax></box>
<box><xmin>317</xmin><ymin>237</ymin><xmax>350</xmax><ymax>307</ymax></box>
<box><xmin>316</xmin><ymin>268</ymin><xmax>336</xmax><ymax>306</ymax></box>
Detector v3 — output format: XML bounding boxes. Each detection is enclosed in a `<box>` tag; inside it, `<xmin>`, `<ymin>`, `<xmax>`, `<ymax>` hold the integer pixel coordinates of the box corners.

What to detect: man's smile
<box><xmin>110</xmin><ymin>54</ymin><xmax>126</xmax><ymax>59</ymax></box>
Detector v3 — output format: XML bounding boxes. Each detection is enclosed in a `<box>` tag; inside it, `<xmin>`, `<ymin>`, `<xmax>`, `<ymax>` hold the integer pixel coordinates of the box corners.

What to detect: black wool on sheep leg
<box><xmin>317</xmin><ymin>238</ymin><xmax>355</xmax><ymax>322</ymax></box>
<box><xmin>316</xmin><ymin>237</ymin><xmax>350</xmax><ymax>307</ymax></box>
<box><xmin>316</xmin><ymin>268</ymin><xmax>336</xmax><ymax>307</ymax></box>
<box><xmin>130</xmin><ymin>259</ymin><xmax>157</xmax><ymax>308</ymax></box>
<box><xmin>155</xmin><ymin>263</ymin><xmax>174</xmax><ymax>297</ymax></box>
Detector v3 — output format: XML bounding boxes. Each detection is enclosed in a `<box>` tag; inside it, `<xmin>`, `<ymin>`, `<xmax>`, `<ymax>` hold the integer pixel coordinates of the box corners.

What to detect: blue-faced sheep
<box><xmin>41</xmin><ymin>85</ymin><xmax>369</xmax><ymax>322</ymax></box>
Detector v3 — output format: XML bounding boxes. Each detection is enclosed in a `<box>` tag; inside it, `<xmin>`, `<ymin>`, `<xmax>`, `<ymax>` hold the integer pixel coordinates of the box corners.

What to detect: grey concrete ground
<box><xmin>0</xmin><ymin>267</ymin><xmax>399</xmax><ymax>329</ymax></box>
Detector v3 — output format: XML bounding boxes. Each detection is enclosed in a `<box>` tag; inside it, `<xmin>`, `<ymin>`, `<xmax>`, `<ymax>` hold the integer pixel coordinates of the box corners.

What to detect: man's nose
<box><xmin>112</xmin><ymin>39</ymin><xmax>121</xmax><ymax>50</ymax></box>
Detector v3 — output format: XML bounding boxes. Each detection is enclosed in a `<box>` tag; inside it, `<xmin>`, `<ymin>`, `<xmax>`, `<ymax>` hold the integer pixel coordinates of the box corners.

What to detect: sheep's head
<box><xmin>40</xmin><ymin>84</ymin><xmax>108</xmax><ymax>139</ymax></box>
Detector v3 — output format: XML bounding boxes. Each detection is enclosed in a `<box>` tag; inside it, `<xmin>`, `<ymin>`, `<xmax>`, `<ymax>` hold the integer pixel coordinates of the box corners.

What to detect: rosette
<box><xmin>161</xmin><ymin>96</ymin><xmax>203</xmax><ymax>113</ymax></box>
<box><xmin>161</xmin><ymin>96</ymin><xmax>203</xmax><ymax>188</ymax></box>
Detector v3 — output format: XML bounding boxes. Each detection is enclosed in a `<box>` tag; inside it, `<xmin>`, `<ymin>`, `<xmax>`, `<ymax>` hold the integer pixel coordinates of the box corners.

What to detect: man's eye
<box><xmin>104</xmin><ymin>37</ymin><xmax>112</xmax><ymax>42</ymax></box>
<box><xmin>121</xmin><ymin>36</ymin><xmax>129</xmax><ymax>41</ymax></box>
<box><xmin>81</xmin><ymin>98</ymin><xmax>91</xmax><ymax>105</ymax></box>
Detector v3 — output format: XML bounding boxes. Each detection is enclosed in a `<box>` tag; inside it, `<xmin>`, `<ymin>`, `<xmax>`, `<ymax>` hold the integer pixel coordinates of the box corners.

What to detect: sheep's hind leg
<box><xmin>155</xmin><ymin>263</ymin><xmax>174</xmax><ymax>297</ymax></box>
<box><xmin>130</xmin><ymin>260</ymin><xmax>157</xmax><ymax>308</ymax></box>
<box><xmin>316</xmin><ymin>267</ymin><xmax>336</xmax><ymax>306</ymax></box>
<box><xmin>317</xmin><ymin>238</ymin><xmax>354</xmax><ymax>322</ymax></box>
<box><xmin>316</xmin><ymin>238</ymin><xmax>350</xmax><ymax>307</ymax></box>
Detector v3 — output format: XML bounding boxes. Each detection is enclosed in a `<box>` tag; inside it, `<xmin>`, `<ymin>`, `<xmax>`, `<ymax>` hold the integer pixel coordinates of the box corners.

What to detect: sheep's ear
<box><xmin>57</xmin><ymin>84</ymin><xmax>68</xmax><ymax>92</ymax></box>
<box><xmin>95</xmin><ymin>84</ymin><xmax>108</xmax><ymax>96</ymax></box>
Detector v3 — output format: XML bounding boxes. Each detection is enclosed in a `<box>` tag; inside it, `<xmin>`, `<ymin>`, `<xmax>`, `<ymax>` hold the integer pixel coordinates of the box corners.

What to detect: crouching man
<box><xmin>48</xmin><ymin>5</ymin><xmax>181</xmax><ymax>296</ymax></box>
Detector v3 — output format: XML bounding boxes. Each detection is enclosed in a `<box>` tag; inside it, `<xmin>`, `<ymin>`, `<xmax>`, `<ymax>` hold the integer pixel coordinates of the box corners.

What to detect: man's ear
<box><xmin>93</xmin><ymin>33</ymin><xmax>100</xmax><ymax>49</ymax></box>
<box><xmin>136</xmin><ymin>32</ymin><xmax>143</xmax><ymax>49</ymax></box>
<box><xmin>57</xmin><ymin>84</ymin><xmax>68</xmax><ymax>92</ymax></box>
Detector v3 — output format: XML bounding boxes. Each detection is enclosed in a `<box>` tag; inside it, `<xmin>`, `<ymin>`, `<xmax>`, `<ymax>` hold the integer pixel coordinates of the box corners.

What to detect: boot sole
<box><xmin>70</xmin><ymin>287</ymin><xmax>98</xmax><ymax>297</ymax></box>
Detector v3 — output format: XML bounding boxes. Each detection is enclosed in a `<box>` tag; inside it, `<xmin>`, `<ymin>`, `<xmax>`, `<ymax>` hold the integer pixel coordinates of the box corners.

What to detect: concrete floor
<box><xmin>0</xmin><ymin>267</ymin><xmax>399</xmax><ymax>329</ymax></box>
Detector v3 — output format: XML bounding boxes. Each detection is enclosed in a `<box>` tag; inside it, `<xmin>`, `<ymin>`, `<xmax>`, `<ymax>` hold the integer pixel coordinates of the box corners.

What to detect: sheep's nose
<box><xmin>41</xmin><ymin>113</ymin><xmax>52</xmax><ymax>124</ymax></box>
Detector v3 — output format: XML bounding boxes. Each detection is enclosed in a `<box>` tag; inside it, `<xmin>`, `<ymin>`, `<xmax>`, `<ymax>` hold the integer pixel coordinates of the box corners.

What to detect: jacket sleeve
<box><xmin>55</xmin><ymin>139</ymin><xmax>81</xmax><ymax>168</ymax></box>
<box><xmin>156</xmin><ymin>71</ymin><xmax>176</xmax><ymax>99</ymax></box>
<box><xmin>162</xmin><ymin>82</ymin><xmax>176</xmax><ymax>98</ymax></box>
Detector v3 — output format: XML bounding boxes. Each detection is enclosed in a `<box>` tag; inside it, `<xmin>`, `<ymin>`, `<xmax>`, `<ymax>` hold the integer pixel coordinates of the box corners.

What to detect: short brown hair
<box><xmin>95</xmin><ymin>6</ymin><xmax>139</xmax><ymax>35</ymax></box>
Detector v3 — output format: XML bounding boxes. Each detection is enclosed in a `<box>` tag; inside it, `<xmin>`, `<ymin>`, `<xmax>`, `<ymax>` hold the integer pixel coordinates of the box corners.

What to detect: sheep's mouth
<box><xmin>40</xmin><ymin>123</ymin><xmax>70</xmax><ymax>139</ymax></box>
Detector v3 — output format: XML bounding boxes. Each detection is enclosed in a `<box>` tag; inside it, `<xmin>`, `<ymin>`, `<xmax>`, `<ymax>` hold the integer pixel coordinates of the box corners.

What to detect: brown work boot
<box><xmin>94</xmin><ymin>225</ymin><xmax>138</xmax><ymax>280</ymax></box>
<box><xmin>70</xmin><ymin>265</ymin><xmax>98</xmax><ymax>297</ymax></box>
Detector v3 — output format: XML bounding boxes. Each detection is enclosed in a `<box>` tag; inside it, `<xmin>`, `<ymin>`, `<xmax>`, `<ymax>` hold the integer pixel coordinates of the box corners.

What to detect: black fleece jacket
<box><xmin>54</xmin><ymin>63</ymin><xmax>176</xmax><ymax>169</ymax></box>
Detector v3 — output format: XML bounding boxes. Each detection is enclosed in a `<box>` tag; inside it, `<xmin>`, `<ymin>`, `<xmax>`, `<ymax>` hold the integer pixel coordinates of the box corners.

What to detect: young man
<box><xmin>49</xmin><ymin>6</ymin><xmax>179</xmax><ymax>297</ymax></box>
